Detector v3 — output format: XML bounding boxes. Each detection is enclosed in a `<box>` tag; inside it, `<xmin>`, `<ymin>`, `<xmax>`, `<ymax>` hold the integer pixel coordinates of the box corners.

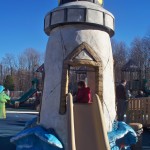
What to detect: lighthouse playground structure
<box><xmin>10</xmin><ymin>1</ymin><xmax>138</xmax><ymax>150</ymax></box>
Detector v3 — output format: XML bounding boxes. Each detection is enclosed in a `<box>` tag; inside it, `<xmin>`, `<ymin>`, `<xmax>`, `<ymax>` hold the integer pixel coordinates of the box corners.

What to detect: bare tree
<box><xmin>20</xmin><ymin>48</ymin><xmax>42</xmax><ymax>91</ymax></box>
<box><xmin>13</xmin><ymin>54</ymin><xmax>27</xmax><ymax>91</ymax></box>
<box><xmin>112</xmin><ymin>39</ymin><xmax>128</xmax><ymax>82</ymax></box>
<box><xmin>129</xmin><ymin>36</ymin><xmax>150</xmax><ymax>79</ymax></box>
<box><xmin>1</xmin><ymin>53</ymin><xmax>17</xmax><ymax>76</ymax></box>
<box><xmin>0</xmin><ymin>49</ymin><xmax>44</xmax><ymax>91</ymax></box>
<box><xmin>142</xmin><ymin>34</ymin><xmax>150</xmax><ymax>78</ymax></box>
<box><xmin>130</xmin><ymin>38</ymin><xmax>144</xmax><ymax>68</ymax></box>
<box><xmin>0</xmin><ymin>63</ymin><xmax>3</xmax><ymax>84</ymax></box>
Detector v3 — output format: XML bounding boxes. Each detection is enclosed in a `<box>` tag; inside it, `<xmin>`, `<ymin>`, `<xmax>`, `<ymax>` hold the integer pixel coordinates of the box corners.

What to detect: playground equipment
<box><xmin>121</xmin><ymin>59</ymin><xmax>150</xmax><ymax>96</ymax></box>
<box><xmin>11</xmin><ymin>0</ymin><xmax>137</xmax><ymax>149</ymax></box>
<box><xmin>143</xmin><ymin>79</ymin><xmax>150</xmax><ymax>96</ymax></box>
<box><xmin>121</xmin><ymin>60</ymin><xmax>141</xmax><ymax>90</ymax></box>
<box><xmin>42</xmin><ymin>2</ymin><xmax>116</xmax><ymax>148</ymax></box>
<box><xmin>10</xmin><ymin>78</ymin><xmax>38</xmax><ymax>107</ymax></box>
<box><xmin>67</xmin><ymin>93</ymin><xmax>110</xmax><ymax>150</ymax></box>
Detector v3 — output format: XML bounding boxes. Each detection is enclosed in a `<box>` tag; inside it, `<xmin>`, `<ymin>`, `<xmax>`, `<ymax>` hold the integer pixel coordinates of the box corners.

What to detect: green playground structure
<box><xmin>11</xmin><ymin>88</ymin><xmax>37</xmax><ymax>105</ymax></box>
<box><xmin>143</xmin><ymin>79</ymin><xmax>150</xmax><ymax>96</ymax></box>
<box><xmin>10</xmin><ymin>78</ymin><xmax>39</xmax><ymax>106</ymax></box>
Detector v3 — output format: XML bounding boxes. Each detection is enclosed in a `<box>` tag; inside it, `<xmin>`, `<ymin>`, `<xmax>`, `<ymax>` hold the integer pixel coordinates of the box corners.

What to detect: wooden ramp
<box><xmin>67</xmin><ymin>93</ymin><xmax>110</xmax><ymax>150</ymax></box>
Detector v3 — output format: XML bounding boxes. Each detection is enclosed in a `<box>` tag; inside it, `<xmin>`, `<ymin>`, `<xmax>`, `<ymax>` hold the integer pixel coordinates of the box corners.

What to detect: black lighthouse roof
<box><xmin>59</xmin><ymin>0</ymin><xmax>103</xmax><ymax>5</ymax></box>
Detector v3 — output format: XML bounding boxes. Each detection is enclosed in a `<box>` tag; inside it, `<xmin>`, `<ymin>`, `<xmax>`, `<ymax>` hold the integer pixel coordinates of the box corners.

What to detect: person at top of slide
<box><xmin>76</xmin><ymin>81</ymin><xmax>91</xmax><ymax>103</ymax></box>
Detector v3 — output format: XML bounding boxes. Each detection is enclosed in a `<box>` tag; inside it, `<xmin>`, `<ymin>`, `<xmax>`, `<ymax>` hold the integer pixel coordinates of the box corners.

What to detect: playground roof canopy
<box><xmin>36</xmin><ymin>64</ymin><xmax>44</xmax><ymax>73</ymax></box>
<box><xmin>121</xmin><ymin>59</ymin><xmax>141</xmax><ymax>72</ymax></box>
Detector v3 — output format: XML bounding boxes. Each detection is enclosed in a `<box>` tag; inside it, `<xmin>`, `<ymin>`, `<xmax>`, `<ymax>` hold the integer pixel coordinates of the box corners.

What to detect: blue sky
<box><xmin>0</xmin><ymin>0</ymin><xmax>149</xmax><ymax>58</ymax></box>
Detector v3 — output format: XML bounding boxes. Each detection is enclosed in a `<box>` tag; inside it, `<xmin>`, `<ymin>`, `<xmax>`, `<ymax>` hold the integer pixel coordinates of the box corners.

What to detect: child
<box><xmin>0</xmin><ymin>85</ymin><xmax>10</xmax><ymax>119</ymax></box>
<box><xmin>76</xmin><ymin>81</ymin><xmax>91</xmax><ymax>103</ymax></box>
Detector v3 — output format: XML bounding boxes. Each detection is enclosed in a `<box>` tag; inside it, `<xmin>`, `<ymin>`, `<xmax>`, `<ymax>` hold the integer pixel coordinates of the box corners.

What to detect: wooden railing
<box><xmin>127</xmin><ymin>97</ymin><xmax>150</xmax><ymax>127</ymax></box>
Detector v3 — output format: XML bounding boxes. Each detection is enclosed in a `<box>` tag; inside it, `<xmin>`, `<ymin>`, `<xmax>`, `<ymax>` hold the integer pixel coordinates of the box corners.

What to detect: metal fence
<box><xmin>127</xmin><ymin>97</ymin><xmax>150</xmax><ymax>127</ymax></box>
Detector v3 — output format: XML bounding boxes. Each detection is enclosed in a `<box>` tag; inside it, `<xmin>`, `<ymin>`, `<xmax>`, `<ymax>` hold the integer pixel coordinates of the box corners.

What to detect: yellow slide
<box><xmin>67</xmin><ymin>93</ymin><xmax>110</xmax><ymax>150</ymax></box>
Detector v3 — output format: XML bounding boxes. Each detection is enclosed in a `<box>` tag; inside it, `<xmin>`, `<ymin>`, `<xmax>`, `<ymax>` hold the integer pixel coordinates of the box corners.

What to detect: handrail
<box><xmin>93</xmin><ymin>94</ymin><xmax>110</xmax><ymax>150</ymax></box>
<box><xmin>66</xmin><ymin>93</ymin><xmax>76</xmax><ymax>150</ymax></box>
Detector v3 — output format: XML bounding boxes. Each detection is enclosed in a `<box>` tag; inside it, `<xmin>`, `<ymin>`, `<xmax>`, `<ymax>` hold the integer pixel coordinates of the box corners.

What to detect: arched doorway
<box><xmin>59</xmin><ymin>42</ymin><xmax>103</xmax><ymax>114</ymax></box>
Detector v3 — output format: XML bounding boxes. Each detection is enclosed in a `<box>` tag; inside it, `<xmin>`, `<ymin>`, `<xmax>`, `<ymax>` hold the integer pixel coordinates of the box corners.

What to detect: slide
<box><xmin>11</xmin><ymin>88</ymin><xmax>37</xmax><ymax>104</ymax></box>
<box><xmin>67</xmin><ymin>93</ymin><xmax>110</xmax><ymax>150</ymax></box>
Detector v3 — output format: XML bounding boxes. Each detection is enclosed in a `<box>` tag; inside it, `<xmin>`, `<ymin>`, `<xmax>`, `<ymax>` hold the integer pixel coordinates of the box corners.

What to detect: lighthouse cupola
<box><xmin>59</xmin><ymin>0</ymin><xmax>103</xmax><ymax>6</ymax></box>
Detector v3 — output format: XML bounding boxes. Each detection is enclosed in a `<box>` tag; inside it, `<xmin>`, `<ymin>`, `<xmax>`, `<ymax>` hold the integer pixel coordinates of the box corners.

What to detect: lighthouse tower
<box><xmin>40</xmin><ymin>0</ymin><xmax>116</xmax><ymax>149</ymax></box>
